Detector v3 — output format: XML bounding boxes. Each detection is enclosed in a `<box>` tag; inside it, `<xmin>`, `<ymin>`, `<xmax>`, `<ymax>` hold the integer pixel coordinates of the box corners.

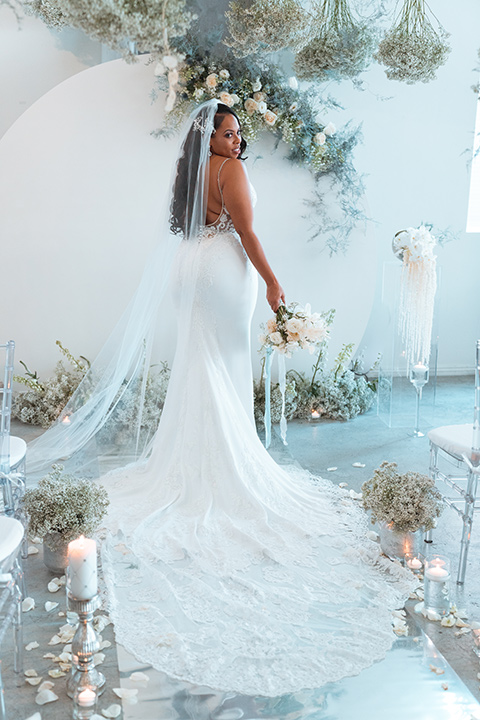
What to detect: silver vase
<box><xmin>378</xmin><ymin>522</ymin><xmax>420</xmax><ymax>561</ymax></box>
<box><xmin>43</xmin><ymin>532</ymin><xmax>69</xmax><ymax>573</ymax></box>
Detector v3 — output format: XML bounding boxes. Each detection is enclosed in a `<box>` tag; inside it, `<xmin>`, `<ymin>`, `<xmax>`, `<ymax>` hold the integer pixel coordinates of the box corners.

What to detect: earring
<box><xmin>209</xmin><ymin>148</ymin><xmax>212</xmax><ymax>157</ymax></box>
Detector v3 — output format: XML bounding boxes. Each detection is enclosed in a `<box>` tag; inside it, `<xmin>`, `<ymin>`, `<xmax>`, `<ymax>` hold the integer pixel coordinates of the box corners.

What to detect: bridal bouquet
<box><xmin>259</xmin><ymin>303</ymin><xmax>328</xmax><ymax>358</ymax></box>
<box><xmin>259</xmin><ymin>302</ymin><xmax>328</xmax><ymax>447</ymax></box>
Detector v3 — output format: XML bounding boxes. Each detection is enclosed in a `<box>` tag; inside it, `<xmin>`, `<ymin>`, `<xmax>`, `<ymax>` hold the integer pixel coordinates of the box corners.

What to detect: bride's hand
<box><xmin>267</xmin><ymin>282</ymin><xmax>285</xmax><ymax>313</ymax></box>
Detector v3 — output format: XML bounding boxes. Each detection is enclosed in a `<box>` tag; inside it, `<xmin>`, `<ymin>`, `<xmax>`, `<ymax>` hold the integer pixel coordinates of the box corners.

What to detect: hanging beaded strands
<box><xmin>392</xmin><ymin>225</ymin><xmax>437</xmax><ymax>373</ymax></box>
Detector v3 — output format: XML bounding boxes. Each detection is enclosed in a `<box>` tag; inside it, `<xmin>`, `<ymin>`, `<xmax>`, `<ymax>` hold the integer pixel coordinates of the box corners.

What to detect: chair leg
<box><xmin>13</xmin><ymin>558</ymin><xmax>26</xmax><ymax>601</ymax></box>
<box><xmin>0</xmin><ymin>481</ymin><xmax>14</xmax><ymax>517</ymax></box>
<box><xmin>425</xmin><ymin>443</ymin><xmax>438</xmax><ymax>546</ymax></box>
<box><xmin>429</xmin><ymin>443</ymin><xmax>439</xmax><ymax>479</ymax></box>
<box><xmin>0</xmin><ymin>657</ymin><xmax>6</xmax><ymax>720</ymax></box>
<box><xmin>13</xmin><ymin>585</ymin><xmax>23</xmax><ymax>685</ymax></box>
<box><xmin>457</xmin><ymin>468</ymin><xmax>478</xmax><ymax>584</ymax></box>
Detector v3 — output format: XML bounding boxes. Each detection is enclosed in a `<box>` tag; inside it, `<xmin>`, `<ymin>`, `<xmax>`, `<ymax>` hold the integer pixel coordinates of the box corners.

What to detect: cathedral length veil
<box><xmin>27</xmin><ymin>100</ymin><xmax>220</xmax><ymax>481</ymax></box>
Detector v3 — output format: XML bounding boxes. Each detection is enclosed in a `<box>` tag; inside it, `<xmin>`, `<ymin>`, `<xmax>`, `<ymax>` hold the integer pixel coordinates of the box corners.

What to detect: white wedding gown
<box><xmin>100</xmin><ymin>167</ymin><xmax>415</xmax><ymax>697</ymax></box>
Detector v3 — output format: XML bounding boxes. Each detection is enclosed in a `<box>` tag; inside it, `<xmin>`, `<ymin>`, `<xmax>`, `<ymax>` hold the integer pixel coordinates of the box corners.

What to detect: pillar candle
<box><xmin>67</xmin><ymin>535</ymin><xmax>97</xmax><ymax>600</ymax></box>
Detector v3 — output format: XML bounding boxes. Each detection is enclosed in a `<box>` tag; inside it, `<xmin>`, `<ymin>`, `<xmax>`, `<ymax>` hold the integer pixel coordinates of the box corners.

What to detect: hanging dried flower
<box><xmin>22</xmin><ymin>0</ymin><xmax>194</xmax><ymax>62</ymax></box>
<box><xmin>375</xmin><ymin>0</ymin><xmax>450</xmax><ymax>84</ymax></box>
<box><xmin>225</xmin><ymin>0</ymin><xmax>309</xmax><ymax>58</ymax></box>
<box><xmin>293</xmin><ymin>0</ymin><xmax>377</xmax><ymax>82</ymax></box>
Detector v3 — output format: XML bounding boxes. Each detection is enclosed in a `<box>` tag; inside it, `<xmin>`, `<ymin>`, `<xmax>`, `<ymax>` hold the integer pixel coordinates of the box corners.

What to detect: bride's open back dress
<box><xmin>100</xmin><ymin>158</ymin><xmax>415</xmax><ymax>697</ymax></box>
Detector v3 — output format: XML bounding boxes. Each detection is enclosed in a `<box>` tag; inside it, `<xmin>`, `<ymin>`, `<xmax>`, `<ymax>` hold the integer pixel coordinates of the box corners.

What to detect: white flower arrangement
<box><xmin>259</xmin><ymin>303</ymin><xmax>328</xmax><ymax>358</ymax></box>
<box><xmin>392</xmin><ymin>224</ymin><xmax>437</xmax><ymax>262</ymax></box>
<box><xmin>361</xmin><ymin>461</ymin><xmax>443</xmax><ymax>532</ymax></box>
<box><xmin>375</xmin><ymin>0</ymin><xmax>450</xmax><ymax>84</ymax></box>
<box><xmin>13</xmin><ymin>341</ymin><xmax>89</xmax><ymax>428</ymax></box>
<box><xmin>22</xmin><ymin>464</ymin><xmax>109</xmax><ymax>550</ymax></box>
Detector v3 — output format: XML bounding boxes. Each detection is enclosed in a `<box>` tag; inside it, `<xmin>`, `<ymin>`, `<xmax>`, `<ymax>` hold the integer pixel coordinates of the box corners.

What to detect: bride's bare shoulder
<box><xmin>221</xmin><ymin>158</ymin><xmax>248</xmax><ymax>185</ymax></box>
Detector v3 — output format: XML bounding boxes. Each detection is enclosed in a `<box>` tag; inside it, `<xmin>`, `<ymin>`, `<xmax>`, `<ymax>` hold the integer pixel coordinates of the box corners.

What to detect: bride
<box><xmin>30</xmin><ymin>99</ymin><xmax>415</xmax><ymax>697</ymax></box>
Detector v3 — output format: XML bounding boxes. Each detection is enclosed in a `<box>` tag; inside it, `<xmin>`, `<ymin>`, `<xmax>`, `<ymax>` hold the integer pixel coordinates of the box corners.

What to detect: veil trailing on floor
<box><xmin>27</xmin><ymin>100</ymin><xmax>220</xmax><ymax>480</ymax></box>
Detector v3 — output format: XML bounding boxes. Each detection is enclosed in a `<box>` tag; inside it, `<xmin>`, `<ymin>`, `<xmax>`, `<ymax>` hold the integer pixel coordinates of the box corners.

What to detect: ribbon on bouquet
<box><xmin>263</xmin><ymin>347</ymin><xmax>288</xmax><ymax>449</ymax></box>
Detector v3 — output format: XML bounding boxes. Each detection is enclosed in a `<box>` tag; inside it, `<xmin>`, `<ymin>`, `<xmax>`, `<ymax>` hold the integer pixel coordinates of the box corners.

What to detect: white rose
<box><xmin>257</xmin><ymin>101</ymin><xmax>267</xmax><ymax>114</ymax></box>
<box><xmin>154</xmin><ymin>61</ymin><xmax>165</xmax><ymax>76</ymax></box>
<box><xmin>231</xmin><ymin>94</ymin><xmax>240</xmax><ymax>105</ymax></box>
<box><xmin>163</xmin><ymin>55</ymin><xmax>178</xmax><ymax>70</ymax></box>
<box><xmin>194</xmin><ymin>88</ymin><xmax>205</xmax><ymax>101</ymax></box>
<box><xmin>252</xmin><ymin>78</ymin><xmax>262</xmax><ymax>92</ymax></box>
<box><xmin>314</xmin><ymin>132</ymin><xmax>326</xmax><ymax>145</ymax></box>
<box><xmin>288</xmin><ymin>76</ymin><xmax>298</xmax><ymax>90</ymax></box>
<box><xmin>270</xmin><ymin>331</ymin><xmax>283</xmax><ymax>345</ymax></box>
<box><xmin>205</xmin><ymin>73</ymin><xmax>217</xmax><ymax>90</ymax></box>
<box><xmin>266</xmin><ymin>318</ymin><xmax>277</xmax><ymax>333</ymax></box>
<box><xmin>286</xmin><ymin>318</ymin><xmax>303</xmax><ymax>336</ymax></box>
<box><xmin>244</xmin><ymin>98</ymin><xmax>258</xmax><ymax>116</ymax></box>
<box><xmin>219</xmin><ymin>92</ymin><xmax>235</xmax><ymax>107</ymax></box>
<box><xmin>264</xmin><ymin>109</ymin><xmax>277</xmax><ymax>126</ymax></box>
<box><xmin>323</xmin><ymin>122</ymin><xmax>336</xmax><ymax>136</ymax></box>
<box><xmin>253</xmin><ymin>92</ymin><xmax>264</xmax><ymax>102</ymax></box>
<box><xmin>219</xmin><ymin>69</ymin><xmax>230</xmax><ymax>79</ymax></box>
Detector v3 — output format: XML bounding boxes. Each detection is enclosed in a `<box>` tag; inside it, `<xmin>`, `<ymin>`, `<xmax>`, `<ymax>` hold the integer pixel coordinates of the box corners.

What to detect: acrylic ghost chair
<box><xmin>427</xmin><ymin>339</ymin><xmax>480</xmax><ymax>585</ymax></box>
<box><xmin>0</xmin><ymin>341</ymin><xmax>27</xmax><ymax>561</ymax></box>
<box><xmin>0</xmin><ymin>516</ymin><xmax>24</xmax><ymax>720</ymax></box>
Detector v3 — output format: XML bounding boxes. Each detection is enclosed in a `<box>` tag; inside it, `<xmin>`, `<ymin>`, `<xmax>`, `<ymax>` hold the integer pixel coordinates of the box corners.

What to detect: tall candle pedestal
<box><xmin>66</xmin><ymin>594</ymin><xmax>106</xmax><ymax>698</ymax></box>
<box><xmin>409</xmin><ymin>363</ymin><xmax>430</xmax><ymax>437</ymax></box>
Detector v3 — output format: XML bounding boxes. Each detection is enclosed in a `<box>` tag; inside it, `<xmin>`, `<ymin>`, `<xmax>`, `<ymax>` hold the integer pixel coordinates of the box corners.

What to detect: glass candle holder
<box><xmin>309</xmin><ymin>409</ymin><xmax>321</xmax><ymax>423</ymax></box>
<box><xmin>424</xmin><ymin>555</ymin><xmax>450</xmax><ymax>615</ymax></box>
<box><xmin>404</xmin><ymin>552</ymin><xmax>423</xmax><ymax>574</ymax></box>
<box><xmin>73</xmin><ymin>686</ymin><xmax>97</xmax><ymax>719</ymax></box>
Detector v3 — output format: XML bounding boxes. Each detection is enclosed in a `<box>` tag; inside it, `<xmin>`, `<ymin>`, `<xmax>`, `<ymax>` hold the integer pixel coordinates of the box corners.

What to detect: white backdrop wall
<box><xmin>0</xmin><ymin>0</ymin><xmax>479</xmax><ymax>379</ymax></box>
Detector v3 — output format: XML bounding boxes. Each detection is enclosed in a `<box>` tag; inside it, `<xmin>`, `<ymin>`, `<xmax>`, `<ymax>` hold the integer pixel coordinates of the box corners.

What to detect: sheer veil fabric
<box><xmin>27</xmin><ymin>100</ymin><xmax>220</xmax><ymax>481</ymax></box>
<box><xmin>29</xmin><ymin>100</ymin><xmax>416</xmax><ymax>695</ymax></box>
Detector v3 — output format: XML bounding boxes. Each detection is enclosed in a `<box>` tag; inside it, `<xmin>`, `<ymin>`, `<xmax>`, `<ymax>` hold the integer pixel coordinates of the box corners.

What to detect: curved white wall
<box><xmin>0</xmin><ymin>58</ymin><xmax>375</xmax><ymax>378</ymax></box>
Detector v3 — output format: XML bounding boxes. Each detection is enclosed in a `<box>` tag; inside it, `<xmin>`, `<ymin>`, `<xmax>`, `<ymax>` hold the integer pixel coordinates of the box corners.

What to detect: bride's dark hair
<box><xmin>170</xmin><ymin>104</ymin><xmax>247</xmax><ymax>236</ymax></box>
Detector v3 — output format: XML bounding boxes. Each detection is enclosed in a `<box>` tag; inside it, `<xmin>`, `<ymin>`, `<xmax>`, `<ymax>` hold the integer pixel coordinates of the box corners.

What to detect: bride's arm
<box><xmin>221</xmin><ymin>160</ymin><xmax>285</xmax><ymax>313</ymax></box>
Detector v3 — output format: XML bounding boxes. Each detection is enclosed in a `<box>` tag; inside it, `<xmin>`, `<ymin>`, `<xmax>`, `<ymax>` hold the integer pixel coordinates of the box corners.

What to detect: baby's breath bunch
<box><xmin>375</xmin><ymin>0</ymin><xmax>450</xmax><ymax>84</ymax></box>
<box><xmin>294</xmin><ymin>0</ymin><xmax>377</xmax><ymax>82</ymax></box>
<box><xmin>22</xmin><ymin>0</ymin><xmax>193</xmax><ymax>61</ymax></box>
<box><xmin>23</xmin><ymin>465</ymin><xmax>109</xmax><ymax>550</ymax></box>
<box><xmin>225</xmin><ymin>0</ymin><xmax>308</xmax><ymax>58</ymax></box>
<box><xmin>13</xmin><ymin>341</ymin><xmax>89</xmax><ymax>428</ymax></box>
<box><xmin>362</xmin><ymin>461</ymin><xmax>443</xmax><ymax>532</ymax></box>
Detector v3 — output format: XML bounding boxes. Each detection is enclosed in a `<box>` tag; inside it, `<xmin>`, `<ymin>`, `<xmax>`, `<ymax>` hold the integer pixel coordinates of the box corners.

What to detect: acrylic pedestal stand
<box><xmin>377</xmin><ymin>262</ymin><xmax>440</xmax><ymax>434</ymax></box>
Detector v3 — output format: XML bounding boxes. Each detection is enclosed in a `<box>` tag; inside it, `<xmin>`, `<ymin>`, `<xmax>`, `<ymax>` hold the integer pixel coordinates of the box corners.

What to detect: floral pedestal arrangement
<box><xmin>362</xmin><ymin>461</ymin><xmax>442</xmax><ymax>563</ymax></box>
<box><xmin>22</xmin><ymin>465</ymin><xmax>109</xmax><ymax>572</ymax></box>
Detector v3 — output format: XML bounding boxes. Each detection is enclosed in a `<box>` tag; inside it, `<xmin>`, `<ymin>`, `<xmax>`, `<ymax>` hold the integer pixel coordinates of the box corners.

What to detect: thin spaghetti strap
<box><xmin>217</xmin><ymin>158</ymin><xmax>231</xmax><ymax>208</ymax></box>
